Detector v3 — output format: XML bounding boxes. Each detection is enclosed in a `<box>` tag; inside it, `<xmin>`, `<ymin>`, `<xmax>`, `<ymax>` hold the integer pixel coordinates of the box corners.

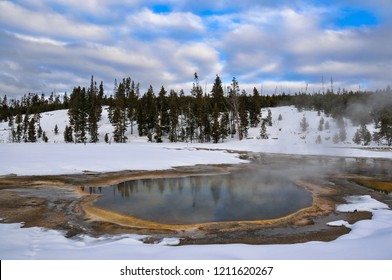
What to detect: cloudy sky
<box><xmin>1</xmin><ymin>0</ymin><xmax>392</xmax><ymax>97</ymax></box>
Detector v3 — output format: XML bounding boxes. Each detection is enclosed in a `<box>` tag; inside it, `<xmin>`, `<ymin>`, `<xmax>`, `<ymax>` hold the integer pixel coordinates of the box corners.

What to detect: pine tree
<box><xmin>211</xmin><ymin>104</ymin><xmax>220</xmax><ymax>143</ymax></box>
<box><xmin>138</xmin><ymin>85</ymin><xmax>157</xmax><ymax>137</ymax></box>
<box><xmin>318</xmin><ymin>117</ymin><xmax>324</xmax><ymax>131</ymax></box>
<box><xmin>374</xmin><ymin>108</ymin><xmax>392</xmax><ymax>146</ymax></box>
<box><xmin>126</xmin><ymin>80</ymin><xmax>138</xmax><ymax>135</ymax></box>
<box><xmin>249</xmin><ymin>87</ymin><xmax>261</xmax><ymax>127</ymax></box>
<box><xmin>157</xmin><ymin>86</ymin><xmax>169</xmax><ymax>136</ymax></box>
<box><xmin>42</xmin><ymin>131</ymin><xmax>48</xmax><ymax>143</ymax></box>
<box><xmin>336</xmin><ymin>117</ymin><xmax>347</xmax><ymax>142</ymax></box>
<box><xmin>325</xmin><ymin>120</ymin><xmax>330</xmax><ymax>130</ymax></box>
<box><xmin>168</xmin><ymin>90</ymin><xmax>179</xmax><ymax>142</ymax></box>
<box><xmin>267</xmin><ymin>109</ymin><xmax>272</xmax><ymax>126</ymax></box>
<box><xmin>238</xmin><ymin>92</ymin><xmax>249</xmax><ymax>140</ymax></box>
<box><xmin>15</xmin><ymin>113</ymin><xmax>22</xmax><ymax>142</ymax></box>
<box><xmin>353</xmin><ymin>130</ymin><xmax>361</xmax><ymax>144</ymax></box>
<box><xmin>54</xmin><ymin>124</ymin><xmax>59</xmax><ymax>135</ymax></box>
<box><xmin>87</xmin><ymin>76</ymin><xmax>102</xmax><ymax>143</ymax></box>
<box><xmin>333</xmin><ymin>133</ymin><xmax>340</xmax><ymax>144</ymax></box>
<box><xmin>37</xmin><ymin>125</ymin><xmax>43</xmax><ymax>139</ymax></box>
<box><xmin>64</xmin><ymin>125</ymin><xmax>73</xmax><ymax>143</ymax></box>
<box><xmin>27</xmin><ymin>117</ymin><xmax>37</xmax><ymax>142</ymax></box>
<box><xmin>353</xmin><ymin>123</ymin><xmax>371</xmax><ymax>145</ymax></box>
<box><xmin>191</xmin><ymin>73</ymin><xmax>205</xmax><ymax>142</ymax></box>
<box><xmin>7</xmin><ymin>115</ymin><xmax>15</xmax><ymax>142</ymax></box>
<box><xmin>68</xmin><ymin>86</ymin><xmax>88</xmax><ymax>143</ymax></box>
<box><xmin>219</xmin><ymin>112</ymin><xmax>229</xmax><ymax>142</ymax></box>
<box><xmin>154</xmin><ymin>115</ymin><xmax>162</xmax><ymax>143</ymax></box>
<box><xmin>229</xmin><ymin>77</ymin><xmax>241</xmax><ymax>139</ymax></box>
<box><xmin>111</xmin><ymin>81</ymin><xmax>128</xmax><ymax>143</ymax></box>
<box><xmin>23</xmin><ymin>113</ymin><xmax>29</xmax><ymax>141</ymax></box>
<box><xmin>260</xmin><ymin>120</ymin><xmax>268</xmax><ymax>139</ymax></box>
<box><xmin>211</xmin><ymin>74</ymin><xmax>226</xmax><ymax>112</ymax></box>
<box><xmin>300</xmin><ymin>115</ymin><xmax>309</xmax><ymax>132</ymax></box>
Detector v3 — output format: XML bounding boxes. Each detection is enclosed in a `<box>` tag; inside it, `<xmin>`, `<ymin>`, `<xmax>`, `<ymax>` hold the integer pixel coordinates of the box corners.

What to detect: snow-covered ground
<box><xmin>1</xmin><ymin>106</ymin><xmax>392</xmax><ymax>259</ymax></box>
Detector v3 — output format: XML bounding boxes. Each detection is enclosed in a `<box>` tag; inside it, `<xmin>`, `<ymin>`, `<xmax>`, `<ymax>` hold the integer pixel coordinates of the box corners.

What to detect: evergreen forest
<box><xmin>1</xmin><ymin>74</ymin><xmax>392</xmax><ymax>146</ymax></box>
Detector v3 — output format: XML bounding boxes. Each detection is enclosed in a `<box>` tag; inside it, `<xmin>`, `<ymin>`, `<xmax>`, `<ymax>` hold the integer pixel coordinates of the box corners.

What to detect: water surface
<box><xmin>89</xmin><ymin>170</ymin><xmax>313</xmax><ymax>224</ymax></box>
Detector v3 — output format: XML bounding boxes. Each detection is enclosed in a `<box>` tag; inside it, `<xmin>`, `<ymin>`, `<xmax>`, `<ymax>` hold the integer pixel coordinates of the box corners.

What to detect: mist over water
<box><xmin>86</xmin><ymin>154</ymin><xmax>392</xmax><ymax>224</ymax></box>
<box><xmin>90</xmin><ymin>169</ymin><xmax>312</xmax><ymax>224</ymax></box>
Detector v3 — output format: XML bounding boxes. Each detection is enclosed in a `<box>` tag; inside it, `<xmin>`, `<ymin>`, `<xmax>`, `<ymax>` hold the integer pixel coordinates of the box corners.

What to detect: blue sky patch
<box><xmin>335</xmin><ymin>8</ymin><xmax>379</xmax><ymax>28</ymax></box>
<box><xmin>151</xmin><ymin>4</ymin><xmax>172</xmax><ymax>13</ymax></box>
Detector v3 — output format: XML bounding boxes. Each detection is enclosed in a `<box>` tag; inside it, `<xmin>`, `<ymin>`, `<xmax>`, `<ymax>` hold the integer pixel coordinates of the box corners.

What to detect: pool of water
<box><xmin>88</xmin><ymin>170</ymin><xmax>313</xmax><ymax>225</ymax></box>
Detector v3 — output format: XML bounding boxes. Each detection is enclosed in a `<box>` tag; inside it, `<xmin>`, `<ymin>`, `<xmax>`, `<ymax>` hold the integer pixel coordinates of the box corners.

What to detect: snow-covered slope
<box><xmin>0</xmin><ymin>105</ymin><xmax>377</xmax><ymax>145</ymax></box>
<box><xmin>1</xmin><ymin>106</ymin><xmax>391</xmax><ymax>176</ymax></box>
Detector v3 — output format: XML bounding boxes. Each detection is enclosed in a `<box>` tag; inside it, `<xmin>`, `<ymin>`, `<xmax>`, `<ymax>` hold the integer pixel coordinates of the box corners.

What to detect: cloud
<box><xmin>0</xmin><ymin>1</ymin><xmax>109</xmax><ymax>41</ymax></box>
<box><xmin>211</xmin><ymin>4</ymin><xmax>392</xmax><ymax>90</ymax></box>
<box><xmin>126</xmin><ymin>8</ymin><xmax>205</xmax><ymax>39</ymax></box>
<box><xmin>1</xmin><ymin>0</ymin><xmax>392</xmax><ymax>97</ymax></box>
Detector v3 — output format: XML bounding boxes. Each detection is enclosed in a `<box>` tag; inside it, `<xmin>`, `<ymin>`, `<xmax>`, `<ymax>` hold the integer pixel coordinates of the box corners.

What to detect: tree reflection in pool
<box><xmin>87</xmin><ymin>170</ymin><xmax>313</xmax><ymax>225</ymax></box>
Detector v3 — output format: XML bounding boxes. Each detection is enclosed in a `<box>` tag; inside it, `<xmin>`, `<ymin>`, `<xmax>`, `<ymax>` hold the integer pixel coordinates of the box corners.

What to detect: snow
<box><xmin>1</xmin><ymin>106</ymin><xmax>391</xmax><ymax>176</ymax></box>
<box><xmin>1</xmin><ymin>106</ymin><xmax>392</xmax><ymax>259</ymax></box>
<box><xmin>336</xmin><ymin>195</ymin><xmax>389</xmax><ymax>213</ymax></box>
<box><xmin>327</xmin><ymin>220</ymin><xmax>352</xmax><ymax>228</ymax></box>
<box><xmin>1</xmin><ymin>195</ymin><xmax>391</xmax><ymax>260</ymax></box>
<box><xmin>0</xmin><ymin>143</ymin><xmax>247</xmax><ymax>175</ymax></box>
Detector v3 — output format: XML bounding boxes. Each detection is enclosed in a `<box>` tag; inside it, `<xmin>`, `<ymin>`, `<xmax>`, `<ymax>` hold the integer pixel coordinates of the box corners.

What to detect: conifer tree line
<box><xmin>1</xmin><ymin>74</ymin><xmax>392</xmax><ymax>145</ymax></box>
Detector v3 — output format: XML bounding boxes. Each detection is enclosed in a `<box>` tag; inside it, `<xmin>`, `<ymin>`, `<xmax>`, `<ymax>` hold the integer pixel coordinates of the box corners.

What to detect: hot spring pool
<box><xmin>86</xmin><ymin>170</ymin><xmax>313</xmax><ymax>225</ymax></box>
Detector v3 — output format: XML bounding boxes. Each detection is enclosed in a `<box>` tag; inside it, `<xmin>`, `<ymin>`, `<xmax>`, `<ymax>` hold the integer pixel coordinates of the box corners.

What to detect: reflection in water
<box><xmin>89</xmin><ymin>170</ymin><xmax>313</xmax><ymax>225</ymax></box>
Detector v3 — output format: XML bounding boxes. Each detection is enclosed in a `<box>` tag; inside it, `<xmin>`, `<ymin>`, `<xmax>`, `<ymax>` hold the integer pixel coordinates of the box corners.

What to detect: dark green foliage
<box><xmin>374</xmin><ymin>107</ymin><xmax>392</xmax><ymax>146</ymax></box>
<box><xmin>2</xmin><ymin>75</ymin><xmax>392</xmax><ymax>147</ymax></box>
<box><xmin>353</xmin><ymin>123</ymin><xmax>371</xmax><ymax>145</ymax></box>
<box><xmin>27</xmin><ymin>117</ymin><xmax>36</xmax><ymax>142</ymax></box>
<box><xmin>42</xmin><ymin>131</ymin><xmax>48</xmax><ymax>143</ymax></box>
<box><xmin>260</xmin><ymin>120</ymin><xmax>268</xmax><ymax>139</ymax></box>
<box><xmin>111</xmin><ymin>81</ymin><xmax>128</xmax><ymax>143</ymax></box>
<box><xmin>211</xmin><ymin>75</ymin><xmax>226</xmax><ymax>112</ymax></box>
<box><xmin>219</xmin><ymin>112</ymin><xmax>229</xmax><ymax>142</ymax></box>
<box><xmin>211</xmin><ymin>104</ymin><xmax>220</xmax><ymax>143</ymax></box>
<box><xmin>126</xmin><ymin>80</ymin><xmax>139</xmax><ymax>135</ymax></box>
<box><xmin>137</xmin><ymin>85</ymin><xmax>157</xmax><ymax>138</ymax></box>
<box><xmin>68</xmin><ymin>86</ymin><xmax>88</xmax><ymax>143</ymax></box>
<box><xmin>87</xmin><ymin>76</ymin><xmax>102</xmax><ymax>143</ymax></box>
<box><xmin>249</xmin><ymin>88</ymin><xmax>261</xmax><ymax>127</ymax></box>
<box><xmin>238</xmin><ymin>92</ymin><xmax>249</xmax><ymax>140</ymax></box>
<box><xmin>64</xmin><ymin>125</ymin><xmax>73</xmax><ymax>143</ymax></box>
<box><xmin>37</xmin><ymin>125</ymin><xmax>43</xmax><ymax>138</ymax></box>
<box><xmin>168</xmin><ymin>90</ymin><xmax>179</xmax><ymax>142</ymax></box>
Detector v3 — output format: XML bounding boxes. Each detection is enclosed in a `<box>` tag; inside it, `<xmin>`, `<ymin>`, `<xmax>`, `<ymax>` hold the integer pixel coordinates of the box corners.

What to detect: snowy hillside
<box><xmin>0</xmin><ymin>105</ymin><xmax>378</xmax><ymax>146</ymax></box>
<box><xmin>1</xmin><ymin>105</ymin><xmax>391</xmax><ymax>176</ymax></box>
